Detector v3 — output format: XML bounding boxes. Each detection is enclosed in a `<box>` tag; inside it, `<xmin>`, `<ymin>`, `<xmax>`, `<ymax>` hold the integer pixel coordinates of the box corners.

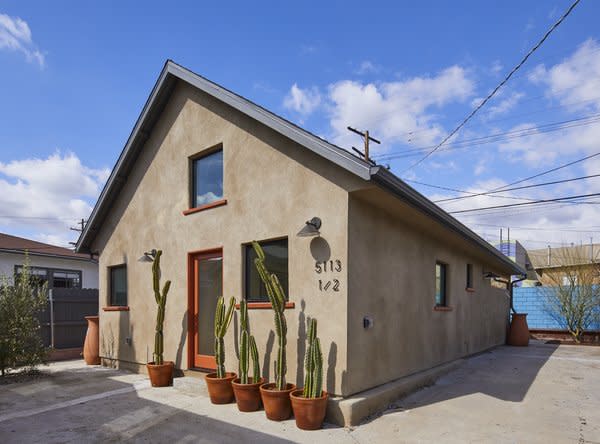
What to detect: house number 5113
<box><xmin>315</xmin><ymin>259</ymin><xmax>342</xmax><ymax>292</ymax></box>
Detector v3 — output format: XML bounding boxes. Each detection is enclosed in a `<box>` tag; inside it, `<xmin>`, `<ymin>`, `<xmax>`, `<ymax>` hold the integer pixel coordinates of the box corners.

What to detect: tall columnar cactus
<box><xmin>152</xmin><ymin>250</ymin><xmax>171</xmax><ymax>366</ymax></box>
<box><xmin>252</xmin><ymin>241</ymin><xmax>288</xmax><ymax>390</ymax></box>
<box><xmin>214</xmin><ymin>296</ymin><xmax>235</xmax><ymax>378</ymax></box>
<box><xmin>238</xmin><ymin>299</ymin><xmax>261</xmax><ymax>384</ymax></box>
<box><xmin>303</xmin><ymin>318</ymin><xmax>323</xmax><ymax>398</ymax></box>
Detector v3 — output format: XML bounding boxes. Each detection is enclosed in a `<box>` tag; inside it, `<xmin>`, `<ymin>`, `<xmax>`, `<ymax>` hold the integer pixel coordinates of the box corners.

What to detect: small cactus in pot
<box><xmin>232</xmin><ymin>299</ymin><xmax>264</xmax><ymax>412</ymax></box>
<box><xmin>205</xmin><ymin>296</ymin><xmax>237</xmax><ymax>404</ymax></box>
<box><xmin>291</xmin><ymin>317</ymin><xmax>329</xmax><ymax>430</ymax></box>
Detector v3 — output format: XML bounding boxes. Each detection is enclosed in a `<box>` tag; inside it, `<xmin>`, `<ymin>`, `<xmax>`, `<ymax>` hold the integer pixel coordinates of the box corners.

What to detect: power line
<box><xmin>0</xmin><ymin>215</ymin><xmax>85</xmax><ymax>221</ymax></box>
<box><xmin>449</xmin><ymin>192</ymin><xmax>600</xmax><ymax>214</ymax></box>
<box><xmin>399</xmin><ymin>0</ymin><xmax>581</xmax><ymax>174</ymax></box>
<box><xmin>468</xmin><ymin>222</ymin><xmax>600</xmax><ymax>233</ymax></box>
<box><xmin>376</xmin><ymin>113</ymin><xmax>600</xmax><ymax>161</ymax></box>
<box><xmin>434</xmin><ymin>173</ymin><xmax>600</xmax><ymax>204</ymax></box>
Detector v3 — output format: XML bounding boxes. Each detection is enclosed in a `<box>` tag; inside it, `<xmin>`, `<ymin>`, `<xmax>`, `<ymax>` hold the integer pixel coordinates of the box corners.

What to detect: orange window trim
<box><xmin>235</xmin><ymin>302</ymin><xmax>295</xmax><ymax>310</ymax></box>
<box><xmin>102</xmin><ymin>306</ymin><xmax>130</xmax><ymax>312</ymax></box>
<box><xmin>183</xmin><ymin>199</ymin><xmax>227</xmax><ymax>216</ymax></box>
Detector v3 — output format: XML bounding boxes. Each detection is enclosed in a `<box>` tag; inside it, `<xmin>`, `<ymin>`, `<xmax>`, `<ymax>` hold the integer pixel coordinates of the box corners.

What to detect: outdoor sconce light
<box><xmin>297</xmin><ymin>217</ymin><xmax>322</xmax><ymax>237</ymax></box>
<box><xmin>138</xmin><ymin>249</ymin><xmax>157</xmax><ymax>263</ymax></box>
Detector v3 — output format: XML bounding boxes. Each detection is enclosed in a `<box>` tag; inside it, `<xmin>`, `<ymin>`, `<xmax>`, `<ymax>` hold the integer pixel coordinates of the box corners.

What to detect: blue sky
<box><xmin>1</xmin><ymin>1</ymin><xmax>600</xmax><ymax>249</ymax></box>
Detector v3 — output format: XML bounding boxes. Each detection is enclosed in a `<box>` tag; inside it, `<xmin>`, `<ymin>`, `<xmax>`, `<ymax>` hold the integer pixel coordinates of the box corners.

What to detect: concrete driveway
<box><xmin>1</xmin><ymin>341</ymin><xmax>599</xmax><ymax>443</ymax></box>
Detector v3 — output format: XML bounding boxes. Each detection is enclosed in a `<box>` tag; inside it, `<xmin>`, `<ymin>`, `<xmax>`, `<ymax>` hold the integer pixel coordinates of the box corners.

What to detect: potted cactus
<box><xmin>253</xmin><ymin>241</ymin><xmax>296</xmax><ymax>421</ymax></box>
<box><xmin>205</xmin><ymin>296</ymin><xmax>237</xmax><ymax>404</ymax></box>
<box><xmin>290</xmin><ymin>318</ymin><xmax>328</xmax><ymax>430</ymax></box>
<box><xmin>146</xmin><ymin>250</ymin><xmax>175</xmax><ymax>387</ymax></box>
<box><xmin>231</xmin><ymin>299</ymin><xmax>264</xmax><ymax>411</ymax></box>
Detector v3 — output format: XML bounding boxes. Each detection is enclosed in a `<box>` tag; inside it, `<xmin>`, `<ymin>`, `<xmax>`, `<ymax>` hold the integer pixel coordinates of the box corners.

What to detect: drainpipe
<box><xmin>494</xmin><ymin>274</ymin><xmax>527</xmax><ymax>314</ymax></box>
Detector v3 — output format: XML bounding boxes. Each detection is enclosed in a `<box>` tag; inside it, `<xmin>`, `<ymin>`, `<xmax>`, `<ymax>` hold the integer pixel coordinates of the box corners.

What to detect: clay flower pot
<box><xmin>205</xmin><ymin>372</ymin><xmax>237</xmax><ymax>404</ymax></box>
<box><xmin>147</xmin><ymin>361</ymin><xmax>174</xmax><ymax>387</ymax></box>
<box><xmin>290</xmin><ymin>389</ymin><xmax>328</xmax><ymax>430</ymax></box>
<box><xmin>83</xmin><ymin>316</ymin><xmax>100</xmax><ymax>365</ymax></box>
<box><xmin>232</xmin><ymin>377</ymin><xmax>265</xmax><ymax>412</ymax></box>
<box><xmin>508</xmin><ymin>313</ymin><xmax>530</xmax><ymax>346</ymax></box>
<box><xmin>260</xmin><ymin>382</ymin><xmax>296</xmax><ymax>421</ymax></box>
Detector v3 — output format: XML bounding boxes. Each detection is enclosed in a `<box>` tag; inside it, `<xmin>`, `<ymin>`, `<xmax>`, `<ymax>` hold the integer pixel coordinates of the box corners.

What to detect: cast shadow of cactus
<box><xmin>327</xmin><ymin>341</ymin><xmax>337</xmax><ymax>395</ymax></box>
<box><xmin>262</xmin><ymin>330</ymin><xmax>275</xmax><ymax>381</ymax></box>
<box><xmin>296</xmin><ymin>300</ymin><xmax>307</xmax><ymax>387</ymax></box>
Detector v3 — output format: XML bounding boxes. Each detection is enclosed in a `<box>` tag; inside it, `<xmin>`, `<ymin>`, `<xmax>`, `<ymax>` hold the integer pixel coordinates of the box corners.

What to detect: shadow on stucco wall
<box><xmin>175</xmin><ymin>312</ymin><xmax>187</xmax><ymax>369</ymax></box>
<box><xmin>327</xmin><ymin>341</ymin><xmax>337</xmax><ymax>395</ymax></box>
<box><xmin>262</xmin><ymin>330</ymin><xmax>275</xmax><ymax>381</ymax></box>
<box><xmin>296</xmin><ymin>300</ymin><xmax>307</xmax><ymax>387</ymax></box>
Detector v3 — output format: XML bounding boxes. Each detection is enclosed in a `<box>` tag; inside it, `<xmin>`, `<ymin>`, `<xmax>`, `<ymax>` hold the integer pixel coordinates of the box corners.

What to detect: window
<box><xmin>191</xmin><ymin>148</ymin><xmax>223</xmax><ymax>208</ymax></box>
<box><xmin>466</xmin><ymin>263</ymin><xmax>473</xmax><ymax>289</ymax></box>
<box><xmin>245</xmin><ymin>239</ymin><xmax>288</xmax><ymax>303</ymax></box>
<box><xmin>435</xmin><ymin>262</ymin><xmax>447</xmax><ymax>306</ymax></box>
<box><xmin>110</xmin><ymin>265</ymin><xmax>128</xmax><ymax>306</ymax></box>
<box><xmin>14</xmin><ymin>265</ymin><xmax>81</xmax><ymax>289</ymax></box>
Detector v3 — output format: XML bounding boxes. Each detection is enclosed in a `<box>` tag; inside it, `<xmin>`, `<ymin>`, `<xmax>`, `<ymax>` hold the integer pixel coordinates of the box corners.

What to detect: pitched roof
<box><xmin>0</xmin><ymin>232</ymin><xmax>94</xmax><ymax>261</ymax></box>
<box><xmin>528</xmin><ymin>244</ymin><xmax>600</xmax><ymax>269</ymax></box>
<box><xmin>75</xmin><ymin>60</ymin><xmax>524</xmax><ymax>276</ymax></box>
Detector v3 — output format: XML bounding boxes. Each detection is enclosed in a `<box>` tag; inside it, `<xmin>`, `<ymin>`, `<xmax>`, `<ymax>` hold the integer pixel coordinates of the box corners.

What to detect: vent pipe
<box><xmin>547</xmin><ymin>245</ymin><xmax>551</xmax><ymax>266</ymax></box>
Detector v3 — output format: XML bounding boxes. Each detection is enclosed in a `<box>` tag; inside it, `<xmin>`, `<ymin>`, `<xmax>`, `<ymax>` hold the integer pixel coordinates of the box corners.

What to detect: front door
<box><xmin>189</xmin><ymin>249</ymin><xmax>222</xmax><ymax>369</ymax></box>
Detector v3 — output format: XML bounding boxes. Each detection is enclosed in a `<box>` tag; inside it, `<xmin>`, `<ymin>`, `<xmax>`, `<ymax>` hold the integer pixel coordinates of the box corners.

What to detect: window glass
<box><xmin>245</xmin><ymin>239</ymin><xmax>288</xmax><ymax>302</ymax></box>
<box><xmin>466</xmin><ymin>264</ymin><xmax>473</xmax><ymax>289</ymax></box>
<box><xmin>110</xmin><ymin>266</ymin><xmax>127</xmax><ymax>306</ymax></box>
<box><xmin>435</xmin><ymin>262</ymin><xmax>447</xmax><ymax>306</ymax></box>
<box><xmin>192</xmin><ymin>149</ymin><xmax>223</xmax><ymax>207</ymax></box>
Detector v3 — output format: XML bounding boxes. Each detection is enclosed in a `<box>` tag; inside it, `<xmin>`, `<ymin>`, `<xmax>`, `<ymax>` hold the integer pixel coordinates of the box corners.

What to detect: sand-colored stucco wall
<box><xmin>346</xmin><ymin>192</ymin><xmax>511</xmax><ymax>396</ymax></box>
<box><xmin>92</xmin><ymin>81</ymin><xmax>365</xmax><ymax>395</ymax></box>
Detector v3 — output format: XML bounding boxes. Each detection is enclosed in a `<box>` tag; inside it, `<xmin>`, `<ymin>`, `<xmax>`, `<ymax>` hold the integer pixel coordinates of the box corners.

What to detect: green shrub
<box><xmin>0</xmin><ymin>261</ymin><xmax>48</xmax><ymax>376</ymax></box>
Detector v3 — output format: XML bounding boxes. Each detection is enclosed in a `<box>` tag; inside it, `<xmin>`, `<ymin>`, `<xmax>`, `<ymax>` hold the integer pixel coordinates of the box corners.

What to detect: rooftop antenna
<box><xmin>347</xmin><ymin>127</ymin><xmax>380</xmax><ymax>163</ymax></box>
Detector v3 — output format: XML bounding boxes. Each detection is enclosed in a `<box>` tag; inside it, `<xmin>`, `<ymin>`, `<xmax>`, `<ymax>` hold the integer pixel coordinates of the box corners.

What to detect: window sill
<box><xmin>102</xmin><ymin>306</ymin><xmax>130</xmax><ymax>312</ymax></box>
<box><xmin>433</xmin><ymin>305</ymin><xmax>453</xmax><ymax>312</ymax></box>
<box><xmin>183</xmin><ymin>199</ymin><xmax>227</xmax><ymax>215</ymax></box>
<box><xmin>235</xmin><ymin>302</ymin><xmax>295</xmax><ymax>310</ymax></box>
<box><xmin>465</xmin><ymin>287</ymin><xmax>475</xmax><ymax>293</ymax></box>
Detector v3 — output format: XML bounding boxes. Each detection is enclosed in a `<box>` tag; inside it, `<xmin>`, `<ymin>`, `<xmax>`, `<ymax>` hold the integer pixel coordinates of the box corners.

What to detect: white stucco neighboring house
<box><xmin>0</xmin><ymin>232</ymin><xmax>98</xmax><ymax>289</ymax></box>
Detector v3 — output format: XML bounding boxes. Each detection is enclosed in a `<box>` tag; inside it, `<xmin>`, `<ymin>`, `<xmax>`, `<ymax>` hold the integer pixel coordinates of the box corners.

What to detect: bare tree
<box><xmin>542</xmin><ymin>246</ymin><xmax>600</xmax><ymax>342</ymax></box>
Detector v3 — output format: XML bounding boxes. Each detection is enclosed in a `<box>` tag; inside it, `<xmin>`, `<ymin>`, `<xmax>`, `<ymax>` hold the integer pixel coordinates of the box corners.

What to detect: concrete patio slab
<box><xmin>1</xmin><ymin>341</ymin><xmax>599</xmax><ymax>443</ymax></box>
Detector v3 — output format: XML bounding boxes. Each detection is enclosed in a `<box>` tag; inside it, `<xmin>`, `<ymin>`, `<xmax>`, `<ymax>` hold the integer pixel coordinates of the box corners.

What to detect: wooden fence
<box><xmin>40</xmin><ymin>288</ymin><xmax>99</xmax><ymax>349</ymax></box>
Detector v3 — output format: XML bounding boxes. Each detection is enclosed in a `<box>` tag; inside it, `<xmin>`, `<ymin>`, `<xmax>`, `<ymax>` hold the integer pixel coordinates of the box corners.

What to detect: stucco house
<box><xmin>0</xmin><ymin>232</ymin><xmax>98</xmax><ymax>288</ymax></box>
<box><xmin>75</xmin><ymin>61</ymin><xmax>523</xmax><ymax>422</ymax></box>
<box><xmin>528</xmin><ymin>244</ymin><xmax>600</xmax><ymax>286</ymax></box>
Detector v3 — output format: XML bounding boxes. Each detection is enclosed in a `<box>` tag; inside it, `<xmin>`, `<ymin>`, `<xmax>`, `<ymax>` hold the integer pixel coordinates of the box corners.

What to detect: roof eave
<box><xmin>369</xmin><ymin>166</ymin><xmax>526</xmax><ymax>276</ymax></box>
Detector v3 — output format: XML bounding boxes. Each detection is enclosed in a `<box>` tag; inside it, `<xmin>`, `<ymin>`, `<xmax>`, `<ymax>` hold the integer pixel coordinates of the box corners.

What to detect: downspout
<box><xmin>493</xmin><ymin>274</ymin><xmax>527</xmax><ymax>314</ymax></box>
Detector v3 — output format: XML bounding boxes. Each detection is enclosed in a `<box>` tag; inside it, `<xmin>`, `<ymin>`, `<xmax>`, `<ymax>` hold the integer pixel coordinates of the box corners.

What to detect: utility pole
<box><xmin>70</xmin><ymin>218</ymin><xmax>86</xmax><ymax>233</ymax></box>
<box><xmin>347</xmin><ymin>126</ymin><xmax>380</xmax><ymax>162</ymax></box>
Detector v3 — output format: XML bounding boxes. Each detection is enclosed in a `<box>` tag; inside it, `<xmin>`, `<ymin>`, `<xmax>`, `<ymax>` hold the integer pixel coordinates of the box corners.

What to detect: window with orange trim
<box><xmin>244</xmin><ymin>238</ymin><xmax>289</xmax><ymax>303</ymax></box>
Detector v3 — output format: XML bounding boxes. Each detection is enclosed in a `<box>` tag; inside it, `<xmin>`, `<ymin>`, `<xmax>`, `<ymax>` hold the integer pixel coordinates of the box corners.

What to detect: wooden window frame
<box><xmin>435</xmin><ymin>261</ymin><xmax>449</xmax><ymax>308</ymax></box>
<box><xmin>466</xmin><ymin>263</ymin><xmax>474</xmax><ymax>292</ymax></box>
<box><xmin>243</xmin><ymin>237</ymin><xmax>293</xmax><ymax>309</ymax></box>
<box><xmin>185</xmin><ymin>144</ymin><xmax>225</xmax><ymax>215</ymax></box>
<box><xmin>14</xmin><ymin>265</ymin><xmax>82</xmax><ymax>289</ymax></box>
<box><xmin>105</xmin><ymin>264</ymin><xmax>128</xmax><ymax>309</ymax></box>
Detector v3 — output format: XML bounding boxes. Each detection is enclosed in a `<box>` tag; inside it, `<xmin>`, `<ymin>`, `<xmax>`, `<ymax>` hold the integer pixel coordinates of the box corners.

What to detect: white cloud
<box><xmin>283</xmin><ymin>83</ymin><xmax>321</xmax><ymax>116</ymax></box>
<box><xmin>486</xmin><ymin>92</ymin><xmax>525</xmax><ymax>118</ymax></box>
<box><xmin>0</xmin><ymin>152</ymin><xmax>110</xmax><ymax>247</ymax></box>
<box><xmin>327</xmin><ymin>65</ymin><xmax>474</xmax><ymax>152</ymax></box>
<box><xmin>356</xmin><ymin>61</ymin><xmax>380</xmax><ymax>75</ymax></box>
<box><xmin>0</xmin><ymin>13</ymin><xmax>45</xmax><ymax>67</ymax></box>
<box><xmin>529</xmin><ymin>38</ymin><xmax>600</xmax><ymax>112</ymax></box>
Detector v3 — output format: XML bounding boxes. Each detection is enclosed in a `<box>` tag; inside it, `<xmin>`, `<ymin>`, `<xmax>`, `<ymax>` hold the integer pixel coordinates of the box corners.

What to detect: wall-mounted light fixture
<box><xmin>138</xmin><ymin>249</ymin><xmax>157</xmax><ymax>263</ymax></box>
<box><xmin>297</xmin><ymin>217</ymin><xmax>322</xmax><ymax>237</ymax></box>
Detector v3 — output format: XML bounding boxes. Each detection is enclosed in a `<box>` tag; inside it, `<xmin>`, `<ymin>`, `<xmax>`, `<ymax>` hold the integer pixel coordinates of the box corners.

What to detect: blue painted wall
<box><xmin>513</xmin><ymin>286</ymin><xmax>600</xmax><ymax>330</ymax></box>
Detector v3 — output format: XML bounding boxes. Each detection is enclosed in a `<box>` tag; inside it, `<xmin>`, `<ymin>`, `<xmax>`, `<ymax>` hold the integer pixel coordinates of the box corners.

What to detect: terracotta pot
<box><xmin>147</xmin><ymin>361</ymin><xmax>174</xmax><ymax>387</ymax></box>
<box><xmin>232</xmin><ymin>377</ymin><xmax>265</xmax><ymax>412</ymax></box>
<box><xmin>290</xmin><ymin>389</ymin><xmax>329</xmax><ymax>430</ymax></box>
<box><xmin>83</xmin><ymin>316</ymin><xmax>100</xmax><ymax>365</ymax></box>
<box><xmin>260</xmin><ymin>382</ymin><xmax>296</xmax><ymax>421</ymax></box>
<box><xmin>508</xmin><ymin>313</ymin><xmax>530</xmax><ymax>346</ymax></box>
<box><xmin>205</xmin><ymin>372</ymin><xmax>237</xmax><ymax>404</ymax></box>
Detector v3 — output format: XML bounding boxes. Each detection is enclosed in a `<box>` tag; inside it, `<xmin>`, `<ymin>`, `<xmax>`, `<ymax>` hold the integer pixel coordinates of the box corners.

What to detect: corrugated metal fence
<box><xmin>40</xmin><ymin>288</ymin><xmax>99</xmax><ymax>349</ymax></box>
<box><xmin>513</xmin><ymin>286</ymin><xmax>600</xmax><ymax>330</ymax></box>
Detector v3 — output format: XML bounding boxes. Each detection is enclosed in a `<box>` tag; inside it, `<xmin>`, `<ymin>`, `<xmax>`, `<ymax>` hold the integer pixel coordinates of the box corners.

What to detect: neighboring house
<box><xmin>527</xmin><ymin>244</ymin><xmax>600</xmax><ymax>286</ymax></box>
<box><xmin>0</xmin><ymin>232</ymin><xmax>98</xmax><ymax>288</ymax></box>
<box><xmin>495</xmin><ymin>239</ymin><xmax>539</xmax><ymax>286</ymax></box>
<box><xmin>75</xmin><ymin>61</ymin><xmax>523</xmax><ymax>408</ymax></box>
